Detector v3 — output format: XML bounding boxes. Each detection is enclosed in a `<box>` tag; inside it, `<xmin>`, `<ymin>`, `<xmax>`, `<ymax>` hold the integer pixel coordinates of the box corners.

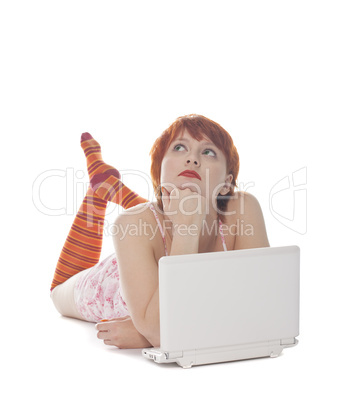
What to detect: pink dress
<box><xmin>74</xmin><ymin>202</ymin><xmax>227</xmax><ymax>323</ymax></box>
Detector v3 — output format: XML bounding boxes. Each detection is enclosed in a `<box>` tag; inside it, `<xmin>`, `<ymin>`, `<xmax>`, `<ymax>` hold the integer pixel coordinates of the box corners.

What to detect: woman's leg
<box><xmin>50</xmin><ymin>132</ymin><xmax>149</xmax><ymax>291</ymax></box>
<box><xmin>50</xmin><ymin>272</ymin><xmax>84</xmax><ymax>320</ymax></box>
<box><xmin>50</xmin><ymin>187</ymin><xmax>108</xmax><ymax>290</ymax></box>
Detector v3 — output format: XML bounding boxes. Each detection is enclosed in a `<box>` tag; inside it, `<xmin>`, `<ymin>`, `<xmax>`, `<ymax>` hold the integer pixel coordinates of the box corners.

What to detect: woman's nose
<box><xmin>185</xmin><ymin>157</ymin><xmax>200</xmax><ymax>167</ymax></box>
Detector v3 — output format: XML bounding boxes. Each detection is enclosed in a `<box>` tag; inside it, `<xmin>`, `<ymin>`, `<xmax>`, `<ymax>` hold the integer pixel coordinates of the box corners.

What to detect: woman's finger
<box><xmin>100</xmin><ymin>315</ymin><xmax>130</xmax><ymax>322</ymax></box>
<box><xmin>109</xmin><ymin>315</ymin><xmax>130</xmax><ymax>321</ymax></box>
<box><xmin>161</xmin><ymin>186</ymin><xmax>170</xmax><ymax>210</ymax></box>
<box><xmin>95</xmin><ymin>322</ymin><xmax>108</xmax><ymax>331</ymax></box>
<box><xmin>97</xmin><ymin>330</ymin><xmax>108</xmax><ymax>340</ymax></box>
<box><xmin>95</xmin><ymin>316</ymin><xmax>130</xmax><ymax>331</ymax></box>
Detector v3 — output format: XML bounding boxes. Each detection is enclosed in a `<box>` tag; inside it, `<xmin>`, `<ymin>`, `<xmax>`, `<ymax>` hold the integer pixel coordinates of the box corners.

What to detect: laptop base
<box><xmin>142</xmin><ymin>338</ymin><xmax>298</xmax><ymax>368</ymax></box>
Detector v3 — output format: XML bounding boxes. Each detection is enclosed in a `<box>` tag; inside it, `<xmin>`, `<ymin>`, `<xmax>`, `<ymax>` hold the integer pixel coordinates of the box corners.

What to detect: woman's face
<box><xmin>160</xmin><ymin>129</ymin><xmax>233</xmax><ymax>205</ymax></box>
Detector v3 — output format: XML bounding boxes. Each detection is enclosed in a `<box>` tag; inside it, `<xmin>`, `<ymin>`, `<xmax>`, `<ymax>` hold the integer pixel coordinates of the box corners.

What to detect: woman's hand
<box><xmin>162</xmin><ymin>185</ymin><xmax>206</xmax><ymax>234</ymax></box>
<box><xmin>95</xmin><ymin>316</ymin><xmax>153</xmax><ymax>349</ymax></box>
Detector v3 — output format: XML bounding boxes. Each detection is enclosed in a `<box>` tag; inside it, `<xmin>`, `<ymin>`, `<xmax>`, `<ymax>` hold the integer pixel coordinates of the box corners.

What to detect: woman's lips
<box><xmin>178</xmin><ymin>170</ymin><xmax>202</xmax><ymax>180</ymax></box>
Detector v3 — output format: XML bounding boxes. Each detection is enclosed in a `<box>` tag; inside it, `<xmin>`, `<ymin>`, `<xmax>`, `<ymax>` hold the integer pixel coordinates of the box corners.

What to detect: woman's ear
<box><xmin>219</xmin><ymin>174</ymin><xmax>233</xmax><ymax>195</ymax></box>
<box><xmin>219</xmin><ymin>183</ymin><xmax>230</xmax><ymax>196</ymax></box>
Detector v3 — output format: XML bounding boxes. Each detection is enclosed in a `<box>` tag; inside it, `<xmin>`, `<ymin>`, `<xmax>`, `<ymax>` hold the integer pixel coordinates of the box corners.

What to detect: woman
<box><xmin>50</xmin><ymin>114</ymin><xmax>269</xmax><ymax>349</ymax></box>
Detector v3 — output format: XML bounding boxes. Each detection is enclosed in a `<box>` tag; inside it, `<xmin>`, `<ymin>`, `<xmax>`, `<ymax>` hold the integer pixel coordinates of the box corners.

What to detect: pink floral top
<box><xmin>74</xmin><ymin>202</ymin><xmax>227</xmax><ymax>323</ymax></box>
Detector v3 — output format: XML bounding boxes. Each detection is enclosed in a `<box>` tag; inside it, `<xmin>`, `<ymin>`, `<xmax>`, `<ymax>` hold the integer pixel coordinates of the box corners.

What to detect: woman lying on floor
<box><xmin>50</xmin><ymin>114</ymin><xmax>269</xmax><ymax>348</ymax></box>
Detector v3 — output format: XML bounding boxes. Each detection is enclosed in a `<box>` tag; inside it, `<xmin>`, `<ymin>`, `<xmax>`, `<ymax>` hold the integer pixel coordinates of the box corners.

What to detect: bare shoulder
<box><xmin>112</xmin><ymin>201</ymin><xmax>163</xmax><ymax>258</ymax></box>
<box><xmin>114</xmin><ymin>202</ymin><xmax>158</xmax><ymax>227</ymax></box>
<box><xmin>226</xmin><ymin>191</ymin><xmax>261</xmax><ymax>216</ymax></box>
<box><xmin>226</xmin><ymin>191</ymin><xmax>270</xmax><ymax>250</ymax></box>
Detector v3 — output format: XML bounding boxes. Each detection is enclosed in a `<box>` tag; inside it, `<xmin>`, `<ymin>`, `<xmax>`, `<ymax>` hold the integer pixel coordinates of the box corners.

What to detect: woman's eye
<box><xmin>173</xmin><ymin>144</ymin><xmax>216</xmax><ymax>156</ymax></box>
<box><xmin>202</xmin><ymin>149</ymin><xmax>216</xmax><ymax>156</ymax></box>
<box><xmin>174</xmin><ymin>144</ymin><xmax>186</xmax><ymax>151</ymax></box>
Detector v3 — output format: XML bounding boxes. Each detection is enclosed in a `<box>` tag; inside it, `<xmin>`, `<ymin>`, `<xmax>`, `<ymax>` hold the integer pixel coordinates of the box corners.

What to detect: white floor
<box><xmin>2</xmin><ymin>281</ymin><xmax>337</xmax><ymax>402</ymax></box>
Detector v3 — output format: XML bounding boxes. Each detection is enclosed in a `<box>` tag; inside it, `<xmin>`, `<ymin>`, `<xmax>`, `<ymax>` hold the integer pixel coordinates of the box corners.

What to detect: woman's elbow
<box><xmin>133</xmin><ymin>320</ymin><xmax>160</xmax><ymax>347</ymax></box>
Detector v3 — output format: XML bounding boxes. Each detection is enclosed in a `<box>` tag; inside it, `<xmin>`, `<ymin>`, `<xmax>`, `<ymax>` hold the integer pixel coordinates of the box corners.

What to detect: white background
<box><xmin>1</xmin><ymin>0</ymin><xmax>338</xmax><ymax>400</ymax></box>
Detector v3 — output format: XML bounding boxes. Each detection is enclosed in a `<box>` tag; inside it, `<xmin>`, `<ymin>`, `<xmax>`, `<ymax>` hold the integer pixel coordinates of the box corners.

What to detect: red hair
<box><xmin>149</xmin><ymin>114</ymin><xmax>240</xmax><ymax>220</ymax></box>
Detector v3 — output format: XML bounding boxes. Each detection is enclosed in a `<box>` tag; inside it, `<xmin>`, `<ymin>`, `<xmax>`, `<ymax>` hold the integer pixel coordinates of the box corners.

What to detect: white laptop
<box><xmin>142</xmin><ymin>245</ymin><xmax>300</xmax><ymax>368</ymax></box>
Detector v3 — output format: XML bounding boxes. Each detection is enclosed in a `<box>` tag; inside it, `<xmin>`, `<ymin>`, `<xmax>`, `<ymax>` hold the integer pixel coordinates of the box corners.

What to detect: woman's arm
<box><xmin>113</xmin><ymin>188</ymin><xmax>205</xmax><ymax>347</ymax></box>
<box><xmin>141</xmin><ymin>231</ymin><xmax>200</xmax><ymax>345</ymax></box>
<box><xmin>112</xmin><ymin>206</ymin><xmax>163</xmax><ymax>347</ymax></box>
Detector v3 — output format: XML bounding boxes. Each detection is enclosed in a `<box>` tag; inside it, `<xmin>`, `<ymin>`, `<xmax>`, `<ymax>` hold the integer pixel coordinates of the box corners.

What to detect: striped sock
<box><xmin>51</xmin><ymin>133</ymin><xmax>149</xmax><ymax>290</ymax></box>
<box><xmin>81</xmin><ymin>133</ymin><xmax>148</xmax><ymax>208</ymax></box>
<box><xmin>50</xmin><ymin>188</ymin><xmax>107</xmax><ymax>290</ymax></box>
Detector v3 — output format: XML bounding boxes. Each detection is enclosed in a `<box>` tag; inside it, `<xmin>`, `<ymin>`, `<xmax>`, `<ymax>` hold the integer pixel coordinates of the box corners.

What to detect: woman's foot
<box><xmin>81</xmin><ymin>132</ymin><xmax>149</xmax><ymax>208</ymax></box>
<box><xmin>81</xmin><ymin>132</ymin><xmax>121</xmax><ymax>180</ymax></box>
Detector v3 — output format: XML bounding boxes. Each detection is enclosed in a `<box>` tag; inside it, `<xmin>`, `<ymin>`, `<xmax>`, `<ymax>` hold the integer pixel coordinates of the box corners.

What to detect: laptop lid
<box><xmin>158</xmin><ymin>245</ymin><xmax>300</xmax><ymax>352</ymax></box>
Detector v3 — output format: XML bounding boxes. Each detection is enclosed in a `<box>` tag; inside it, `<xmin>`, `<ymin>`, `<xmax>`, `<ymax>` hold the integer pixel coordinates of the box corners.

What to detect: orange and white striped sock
<box><xmin>50</xmin><ymin>188</ymin><xmax>107</xmax><ymax>290</ymax></box>
<box><xmin>50</xmin><ymin>133</ymin><xmax>149</xmax><ymax>290</ymax></box>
